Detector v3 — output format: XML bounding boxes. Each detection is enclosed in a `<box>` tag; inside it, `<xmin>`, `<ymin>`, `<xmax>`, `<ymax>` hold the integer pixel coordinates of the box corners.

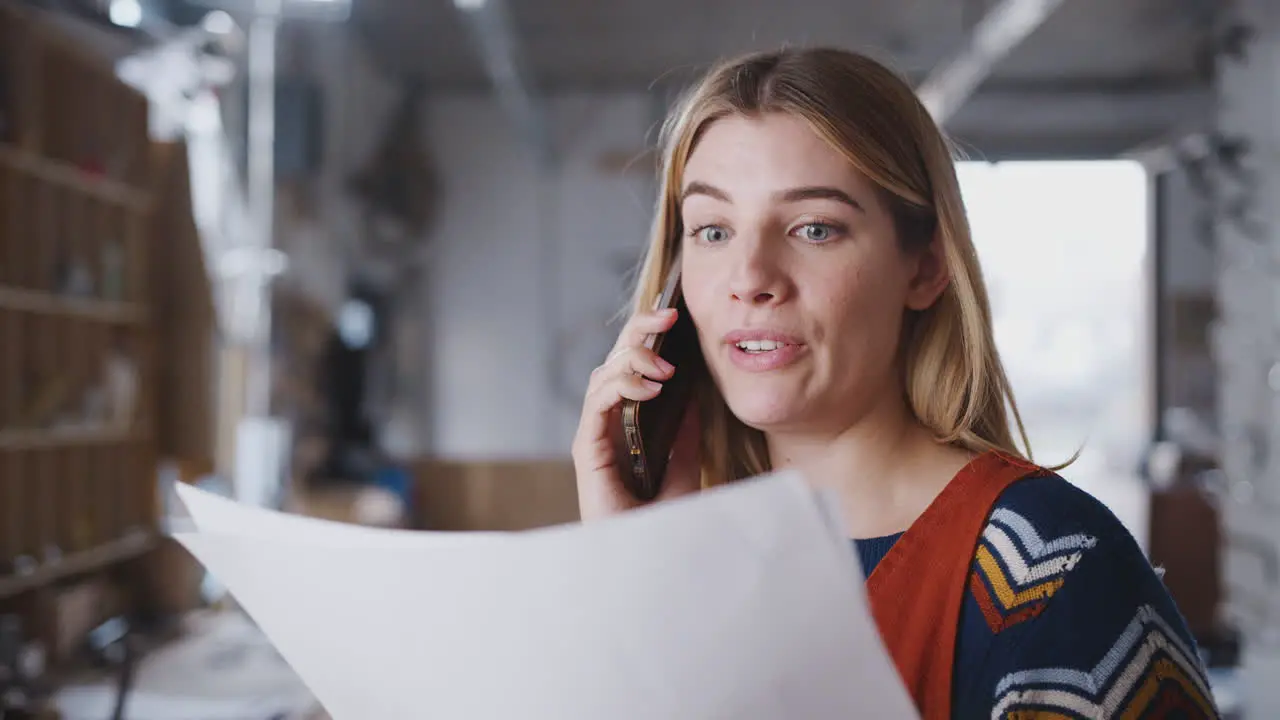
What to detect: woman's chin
<box><xmin>724</xmin><ymin>395</ymin><xmax>806</xmax><ymax>431</ymax></box>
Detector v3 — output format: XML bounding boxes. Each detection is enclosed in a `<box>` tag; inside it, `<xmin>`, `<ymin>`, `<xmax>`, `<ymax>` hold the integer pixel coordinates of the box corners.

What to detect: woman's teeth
<box><xmin>736</xmin><ymin>340</ymin><xmax>789</xmax><ymax>353</ymax></box>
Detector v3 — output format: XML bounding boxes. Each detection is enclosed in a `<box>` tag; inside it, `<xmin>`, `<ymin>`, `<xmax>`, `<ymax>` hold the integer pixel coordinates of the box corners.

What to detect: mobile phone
<box><xmin>620</xmin><ymin>256</ymin><xmax>704</xmax><ymax>501</ymax></box>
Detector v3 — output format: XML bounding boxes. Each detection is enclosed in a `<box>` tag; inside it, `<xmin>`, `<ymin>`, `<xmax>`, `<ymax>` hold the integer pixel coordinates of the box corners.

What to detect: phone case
<box><xmin>620</xmin><ymin>267</ymin><xmax>704</xmax><ymax>501</ymax></box>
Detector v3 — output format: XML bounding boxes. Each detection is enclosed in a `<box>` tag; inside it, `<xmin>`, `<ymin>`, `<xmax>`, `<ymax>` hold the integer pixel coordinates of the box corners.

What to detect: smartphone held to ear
<box><xmin>620</xmin><ymin>255</ymin><xmax>704</xmax><ymax>501</ymax></box>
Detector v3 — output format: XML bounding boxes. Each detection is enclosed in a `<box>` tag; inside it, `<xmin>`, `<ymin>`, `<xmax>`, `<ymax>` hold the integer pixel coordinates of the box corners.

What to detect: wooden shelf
<box><xmin>0</xmin><ymin>531</ymin><xmax>155</xmax><ymax>600</ymax></box>
<box><xmin>0</xmin><ymin>1</ymin><xmax>168</xmax><ymax>678</ymax></box>
<box><xmin>0</xmin><ymin>285</ymin><xmax>147</xmax><ymax>324</ymax></box>
<box><xmin>0</xmin><ymin>427</ymin><xmax>143</xmax><ymax>451</ymax></box>
<box><xmin>0</xmin><ymin>145</ymin><xmax>150</xmax><ymax>212</ymax></box>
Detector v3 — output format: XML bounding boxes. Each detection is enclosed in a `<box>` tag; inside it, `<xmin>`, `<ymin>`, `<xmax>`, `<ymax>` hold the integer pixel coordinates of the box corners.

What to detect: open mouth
<box><xmin>723</xmin><ymin>331</ymin><xmax>806</xmax><ymax>371</ymax></box>
<box><xmin>735</xmin><ymin>339</ymin><xmax>794</xmax><ymax>354</ymax></box>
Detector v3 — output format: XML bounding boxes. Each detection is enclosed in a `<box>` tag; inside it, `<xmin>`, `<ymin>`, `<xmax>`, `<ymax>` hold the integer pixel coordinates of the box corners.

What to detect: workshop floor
<box><xmin>54</xmin><ymin>609</ymin><xmax>323</xmax><ymax>720</ymax></box>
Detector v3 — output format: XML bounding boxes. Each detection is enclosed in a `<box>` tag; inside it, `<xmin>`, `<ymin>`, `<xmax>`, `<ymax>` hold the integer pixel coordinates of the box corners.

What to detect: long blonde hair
<box><xmin>631</xmin><ymin>47</ymin><xmax>1037</xmax><ymax>486</ymax></box>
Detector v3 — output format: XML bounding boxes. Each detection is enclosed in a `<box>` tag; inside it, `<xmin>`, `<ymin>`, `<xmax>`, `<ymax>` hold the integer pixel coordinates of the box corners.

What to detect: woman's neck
<box><xmin>764</xmin><ymin>390</ymin><xmax>974</xmax><ymax>538</ymax></box>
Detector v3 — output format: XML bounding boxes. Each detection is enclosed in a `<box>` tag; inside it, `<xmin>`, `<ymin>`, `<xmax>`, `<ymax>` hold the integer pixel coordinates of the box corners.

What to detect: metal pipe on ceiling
<box><xmin>917</xmin><ymin>0</ymin><xmax>1070</xmax><ymax>125</ymax></box>
<box><xmin>453</xmin><ymin>0</ymin><xmax>551</xmax><ymax>166</ymax></box>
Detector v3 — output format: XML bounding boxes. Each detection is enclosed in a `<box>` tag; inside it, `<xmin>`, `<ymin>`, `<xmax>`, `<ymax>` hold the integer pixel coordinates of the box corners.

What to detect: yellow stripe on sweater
<box><xmin>977</xmin><ymin>545</ymin><xmax>1066</xmax><ymax>609</ymax></box>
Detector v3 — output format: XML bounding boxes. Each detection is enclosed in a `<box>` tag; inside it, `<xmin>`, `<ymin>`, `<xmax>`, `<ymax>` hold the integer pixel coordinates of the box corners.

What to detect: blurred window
<box><xmin>958</xmin><ymin>160</ymin><xmax>1150</xmax><ymax>484</ymax></box>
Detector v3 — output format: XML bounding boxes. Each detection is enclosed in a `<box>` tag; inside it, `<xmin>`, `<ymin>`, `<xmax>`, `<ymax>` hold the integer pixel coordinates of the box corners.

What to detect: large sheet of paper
<box><xmin>174</xmin><ymin>474</ymin><xmax>918</xmax><ymax>719</ymax></box>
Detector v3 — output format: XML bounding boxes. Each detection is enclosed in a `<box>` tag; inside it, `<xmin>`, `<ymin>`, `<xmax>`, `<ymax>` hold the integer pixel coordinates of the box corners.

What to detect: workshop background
<box><xmin>0</xmin><ymin>0</ymin><xmax>1275</xmax><ymax>717</ymax></box>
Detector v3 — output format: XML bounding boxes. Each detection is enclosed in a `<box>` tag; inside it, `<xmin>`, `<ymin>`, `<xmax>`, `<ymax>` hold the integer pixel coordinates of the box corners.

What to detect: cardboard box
<box><xmin>411</xmin><ymin>459</ymin><xmax>580</xmax><ymax>531</ymax></box>
<box><xmin>288</xmin><ymin>483</ymin><xmax>409</xmax><ymax>528</ymax></box>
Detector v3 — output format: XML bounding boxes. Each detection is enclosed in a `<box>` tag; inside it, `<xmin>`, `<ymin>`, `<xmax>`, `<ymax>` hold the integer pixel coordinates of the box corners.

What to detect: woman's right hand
<box><xmin>572</xmin><ymin>308</ymin><xmax>703</xmax><ymax>521</ymax></box>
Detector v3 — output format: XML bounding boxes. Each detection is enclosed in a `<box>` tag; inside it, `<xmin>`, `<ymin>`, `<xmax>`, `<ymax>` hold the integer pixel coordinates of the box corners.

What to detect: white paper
<box><xmin>174</xmin><ymin>474</ymin><xmax>919</xmax><ymax>719</ymax></box>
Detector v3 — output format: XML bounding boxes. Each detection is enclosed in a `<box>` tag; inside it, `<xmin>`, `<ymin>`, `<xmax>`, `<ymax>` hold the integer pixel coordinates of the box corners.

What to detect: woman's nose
<box><xmin>727</xmin><ymin>236</ymin><xmax>787</xmax><ymax>306</ymax></box>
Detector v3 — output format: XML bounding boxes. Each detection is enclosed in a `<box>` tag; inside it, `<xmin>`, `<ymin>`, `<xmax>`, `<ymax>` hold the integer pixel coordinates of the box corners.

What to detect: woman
<box><xmin>572</xmin><ymin>47</ymin><xmax>1219</xmax><ymax>720</ymax></box>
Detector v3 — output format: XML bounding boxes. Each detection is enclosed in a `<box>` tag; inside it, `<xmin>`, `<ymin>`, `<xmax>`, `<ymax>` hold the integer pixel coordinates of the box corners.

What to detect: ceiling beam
<box><xmin>953</xmin><ymin>131</ymin><xmax>1194</xmax><ymax>162</ymax></box>
<box><xmin>952</xmin><ymin>85</ymin><xmax>1211</xmax><ymax>131</ymax></box>
<box><xmin>453</xmin><ymin>0</ymin><xmax>552</xmax><ymax>165</ymax></box>
<box><xmin>949</xmin><ymin>85</ymin><xmax>1211</xmax><ymax>161</ymax></box>
<box><xmin>917</xmin><ymin>0</ymin><xmax>1070</xmax><ymax>125</ymax></box>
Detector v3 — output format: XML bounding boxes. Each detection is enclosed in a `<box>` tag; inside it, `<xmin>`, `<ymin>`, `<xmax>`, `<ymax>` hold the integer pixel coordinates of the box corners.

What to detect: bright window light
<box><xmin>109</xmin><ymin>0</ymin><xmax>143</xmax><ymax>27</ymax></box>
<box><xmin>958</xmin><ymin>159</ymin><xmax>1151</xmax><ymax>540</ymax></box>
<box><xmin>338</xmin><ymin>299</ymin><xmax>375</xmax><ymax>349</ymax></box>
<box><xmin>201</xmin><ymin>10</ymin><xmax>236</xmax><ymax>35</ymax></box>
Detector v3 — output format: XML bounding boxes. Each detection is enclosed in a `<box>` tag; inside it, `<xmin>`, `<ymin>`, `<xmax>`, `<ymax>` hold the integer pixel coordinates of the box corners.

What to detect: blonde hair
<box><xmin>631</xmin><ymin>47</ymin><xmax>1038</xmax><ymax>486</ymax></box>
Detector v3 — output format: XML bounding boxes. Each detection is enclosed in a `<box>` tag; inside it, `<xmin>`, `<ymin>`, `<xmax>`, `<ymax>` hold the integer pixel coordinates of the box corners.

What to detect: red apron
<box><xmin>866</xmin><ymin>451</ymin><xmax>1048</xmax><ymax>720</ymax></box>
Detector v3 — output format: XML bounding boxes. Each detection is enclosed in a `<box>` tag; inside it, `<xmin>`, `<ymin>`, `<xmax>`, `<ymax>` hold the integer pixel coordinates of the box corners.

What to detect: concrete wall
<box><xmin>422</xmin><ymin>93</ymin><xmax>657</xmax><ymax>458</ymax></box>
<box><xmin>1211</xmin><ymin>0</ymin><xmax>1280</xmax><ymax>713</ymax></box>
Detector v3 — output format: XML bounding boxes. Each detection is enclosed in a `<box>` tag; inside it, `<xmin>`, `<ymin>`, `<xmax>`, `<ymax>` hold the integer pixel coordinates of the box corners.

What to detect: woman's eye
<box><xmin>695</xmin><ymin>225</ymin><xmax>730</xmax><ymax>243</ymax></box>
<box><xmin>795</xmin><ymin>223</ymin><xmax>839</xmax><ymax>243</ymax></box>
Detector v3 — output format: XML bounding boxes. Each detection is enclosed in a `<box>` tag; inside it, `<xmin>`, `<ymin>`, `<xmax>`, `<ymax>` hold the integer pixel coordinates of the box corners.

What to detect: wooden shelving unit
<box><xmin>0</xmin><ymin>0</ymin><xmax>160</xmax><ymax>660</ymax></box>
<box><xmin>0</xmin><ymin>531</ymin><xmax>154</xmax><ymax>601</ymax></box>
<box><xmin>0</xmin><ymin>426</ymin><xmax>145</xmax><ymax>451</ymax></box>
<box><xmin>0</xmin><ymin>284</ymin><xmax>148</xmax><ymax>324</ymax></box>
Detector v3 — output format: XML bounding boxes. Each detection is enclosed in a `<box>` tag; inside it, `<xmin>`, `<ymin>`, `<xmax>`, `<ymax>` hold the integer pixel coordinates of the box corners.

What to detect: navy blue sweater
<box><xmin>854</xmin><ymin>473</ymin><xmax>1219</xmax><ymax>719</ymax></box>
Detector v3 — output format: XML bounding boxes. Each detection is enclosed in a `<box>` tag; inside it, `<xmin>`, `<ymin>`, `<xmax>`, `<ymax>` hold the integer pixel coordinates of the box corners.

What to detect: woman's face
<box><xmin>680</xmin><ymin>112</ymin><xmax>946</xmax><ymax>434</ymax></box>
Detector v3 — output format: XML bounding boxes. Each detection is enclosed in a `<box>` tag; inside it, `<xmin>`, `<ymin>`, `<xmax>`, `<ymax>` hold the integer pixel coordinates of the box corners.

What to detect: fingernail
<box><xmin>656</xmin><ymin>358</ymin><xmax>675</xmax><ymax>374</ymax></box>
<box><xmin>643</xmin><ymin>379</ymin><xmax>663</xmax><ymax>392</ymax></box>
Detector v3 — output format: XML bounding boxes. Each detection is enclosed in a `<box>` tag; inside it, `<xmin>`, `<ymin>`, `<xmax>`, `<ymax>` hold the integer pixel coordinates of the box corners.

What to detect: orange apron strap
<box><xmin>865</xmin><ymin>451</ymin><xmax>1048</xmax><ymax>720</ymax></box>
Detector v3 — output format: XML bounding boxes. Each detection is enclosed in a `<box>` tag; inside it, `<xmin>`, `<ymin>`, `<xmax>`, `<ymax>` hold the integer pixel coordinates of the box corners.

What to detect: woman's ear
<box><xmin>904</xmin><ymin>237</ymin><xmax>950</xmax><ymax>311</ymax></box>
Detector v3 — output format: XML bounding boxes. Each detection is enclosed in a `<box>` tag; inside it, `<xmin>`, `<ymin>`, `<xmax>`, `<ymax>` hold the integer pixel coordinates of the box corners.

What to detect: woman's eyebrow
<box><xmin>681</xmin><ymin>181</ymin><xmax>731</xmax><ymax>204</ymax></box>
<box><xmin>679</xmin><ymin>182</ymin><xmax>865</xmax><ymax>214</ymax></box>
<box><xmin>776</xmin><ymin>186</ymin><xmax>865</xmax><ymax>213</ymax></box>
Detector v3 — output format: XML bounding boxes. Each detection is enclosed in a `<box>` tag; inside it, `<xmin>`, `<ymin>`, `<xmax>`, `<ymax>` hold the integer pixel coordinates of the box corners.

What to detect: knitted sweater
<box><xmin>854</xmin><ymin>473</ymin><xmax>1219</xmax><ymax>719</ymax></box>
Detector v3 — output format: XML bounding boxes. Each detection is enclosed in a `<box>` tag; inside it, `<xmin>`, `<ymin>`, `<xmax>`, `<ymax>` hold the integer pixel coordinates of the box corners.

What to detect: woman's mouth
<box><xmin>724</xmin><ymin>332</ymin><xmax>807</xmax><ymax>371</ymax></box>
<box><xmin>735</xmin><ymin>339</ymin><xmax>794</xmax><ymax>354</ymax></box>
